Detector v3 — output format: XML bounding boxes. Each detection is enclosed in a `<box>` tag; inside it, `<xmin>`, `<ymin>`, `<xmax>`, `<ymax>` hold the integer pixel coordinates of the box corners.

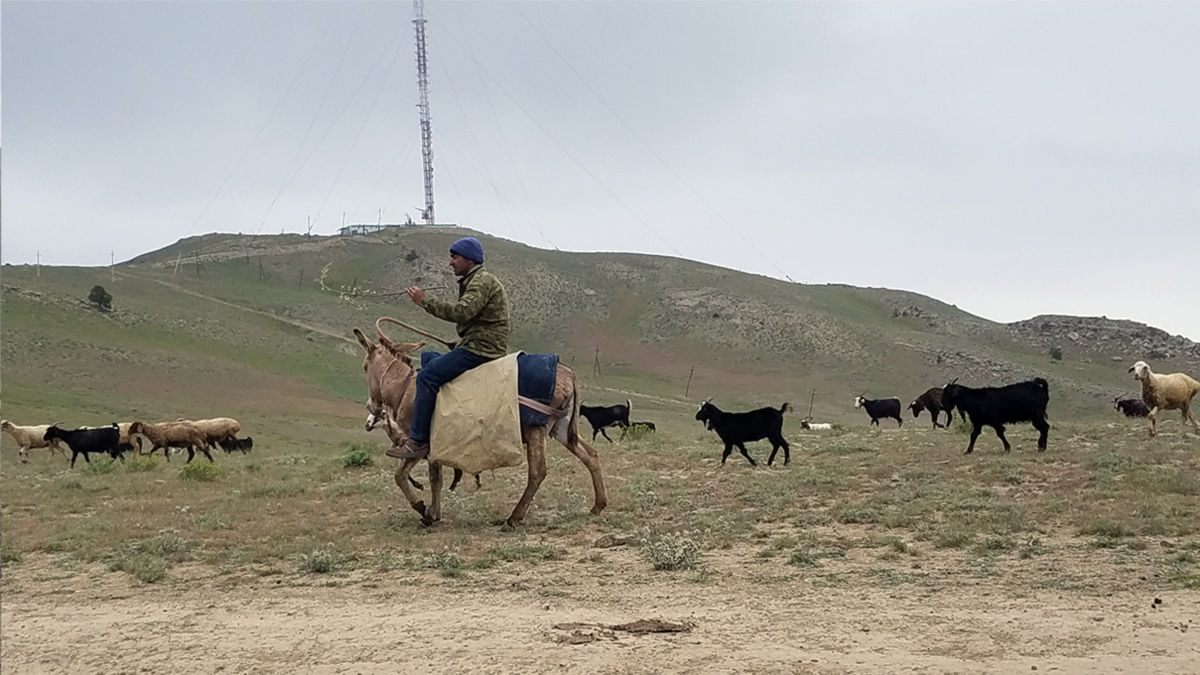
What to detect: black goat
<box><xmin>854</xmin><ymin>396</ymin><xmax>903</xmax><ymax>427</ymax></box>
<box><xmin>1114</xmin><ymin>397</ymin><xmax>1150</xmax><ymax>418</ymax></box>
<box><xmin>579</xmin><ymin>399</ymin><xmax>631</xmax><ymax>442</ymax></box>
<box><xmin>218</xmin><ymin>436</ymin><xmax>254</xmax><ymax>453</ymax></box>
<box><xmin>909</xmin><ymin>387</ymin><xmax>952</xmax><ymax>429</ymax></box>
<box><xmin>695</xmin><ymin>400</ymin><xmax>791</xmax><ymax>466</ymax></box>
<box><xmin>941</xmin><ymin>378</ymin><xmax>1050</xmax><ymax>454</ymax></box>
<box><xmin>43</xmin><ymin>423</ymin><xmax>124</xmax><ymax>469</ymax></box>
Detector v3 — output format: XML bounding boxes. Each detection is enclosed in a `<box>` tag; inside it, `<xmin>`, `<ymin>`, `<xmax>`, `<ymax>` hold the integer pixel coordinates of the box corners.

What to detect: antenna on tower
<box><xmin>413</xmin><ymin>0</ymin><xmax>435</xmax><ymax>226</ymax></box>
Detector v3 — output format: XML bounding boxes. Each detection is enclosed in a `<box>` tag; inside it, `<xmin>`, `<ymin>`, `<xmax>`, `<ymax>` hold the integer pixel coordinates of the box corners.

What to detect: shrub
<box><xmin>1078</xmin><ymin>519</ymin><xmax>1133</xmax><ymax>539</ymax></box>
<box><xmin>179</xmin><ymin>463</ymin><xmax>222</xmax><ymax>482</ymax></box>
<box><xmin>638</xmin><ymin>529</ymin><xmax>702</xmax><ymax>571</ymax></box>
<box><xmin>302</xmin><ymin>548</ymin><xmax>345</xmax><ymax>574</ymax></box>
<box><xmin>124</xmin><ymin>456</ymin><xmax>159</xmax><ymax>472</ymax></box>
<box><xmin>88</xmin><ymin>285</ymin><xmax>113</xmax><ymax>311</ymax></box>
<box><xmin>108</xmin><ymin>533</ymin><xmax>185</xmax><ymax>584</ymax></box>
<box><xmin>82</xmin><ymin>459</ymin><xmax>120</xmax><ymax>475</ymax></box>
<box><xmin>109</xmin><ymin>554</ymin><xmax>167</xmax><ymax>583</ymax></box>
<box><xmin>343</xmin><ymin>447</ymin><xmax>373</xmax><ymax>468</ymax></box>
<box><xmin>423</xmin><ymin>551</ymin><xmax>463</xmax><ymax>577</ymax></box>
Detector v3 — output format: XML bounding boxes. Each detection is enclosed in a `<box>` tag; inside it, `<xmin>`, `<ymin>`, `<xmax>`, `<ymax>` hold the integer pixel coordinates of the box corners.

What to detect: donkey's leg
<box><xmin>506</xmin><ymin>426</ymin><xmax>548</xmax><ymax>529</ymax></box>
<box><xmin>393</xmin><ymin>458</ymin><xmax>427</xmax><ymax>515</ymax></box>
<box><xmin>561</xmin><ymin>433</ymin><xmax>608</xmax><ymax>515</ymax></box>
<box><xmin>422</xmin><ymin>462</ymin><xmax>445</xmax><ymax>527</ymax></box>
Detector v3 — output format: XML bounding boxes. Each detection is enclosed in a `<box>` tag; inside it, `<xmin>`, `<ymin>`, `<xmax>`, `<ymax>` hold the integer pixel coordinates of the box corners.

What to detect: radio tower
<box><xmin>413</xmin><ymin>0</ymin><xmax>435</xmax><ymax>226</ymax></box>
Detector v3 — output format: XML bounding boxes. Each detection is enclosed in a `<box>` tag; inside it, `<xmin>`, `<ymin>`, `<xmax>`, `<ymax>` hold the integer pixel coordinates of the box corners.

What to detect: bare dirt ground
<box><xmin>4</xmin><ymin>547</ymin><xmax>1197</xmax><ymax>675</ymax></box>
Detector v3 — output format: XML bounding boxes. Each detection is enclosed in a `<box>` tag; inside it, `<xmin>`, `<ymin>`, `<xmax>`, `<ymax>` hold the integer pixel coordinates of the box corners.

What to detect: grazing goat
<box><xmin>695</xmin><ymin>400</ymin><xmax>792</xmax><ymax>466</ymax></box>
<box><xmin>1128</xmin><ymin>361</ymin><xmax>1199</xmax><ymax>437</ymax></box>
<box><xmin>799</xmin><ymin>420</ymin><xmax>832</xmax><ymax>431</ymax></box>
<box><xmin>218</xmin><ymin>436</ymin><xmax>254</xmax><ymax>453</ymax></box>
<box><xmin>1113</xmin><ymin>397</ymin><xmax>1150</xmax><ymax>418</ymax></box>
<box><xmin>1</xmin><ymin>421</ymin><xmax>68</xmax><ymax>462</ymax></box>
<box><xmin>909</xmin><ymin>387</ymin><xmax>952</xmax><ymax>429</ymax></box>
<box><xmin>940</xmin><ymin>378</ymin><xmax>1050</xmax><ymax>454</ymax></box>
<box><xmin>129</xmin><ymin>421</ymin><xmax>211</xmax><ymax>463</ymax></box>
<box><xmin>579</xmin><ymin>400</ymin><xmax>631</xmax><ymax>442</ymax></box>
<box><xmin>854</xmin><ymin>396</ymin><xmax>903</xmax><ymax>427</ymax></box>
<box><xmin>43</xmin><ymin>423</ymin><xmax>124</xmax><ymax>468</ymax></box>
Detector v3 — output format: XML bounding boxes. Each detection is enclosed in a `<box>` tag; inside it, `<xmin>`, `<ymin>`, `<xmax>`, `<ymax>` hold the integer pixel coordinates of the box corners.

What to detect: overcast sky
<box><xmin>3</xmin><ymin>2</ymin><xmax>1197</xmax><ymax>340</ymax></box>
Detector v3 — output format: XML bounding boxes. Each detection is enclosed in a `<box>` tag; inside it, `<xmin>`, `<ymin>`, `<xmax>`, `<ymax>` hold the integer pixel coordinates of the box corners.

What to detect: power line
<box><xmin>435</xmin><ymin>25</ymin><xmax>685</xmax><ymax>259</ymax></box>
<box><xmin>512</xmin><ymin>5</ymin><xmax>797</xmax><ymax>283</ymax></box>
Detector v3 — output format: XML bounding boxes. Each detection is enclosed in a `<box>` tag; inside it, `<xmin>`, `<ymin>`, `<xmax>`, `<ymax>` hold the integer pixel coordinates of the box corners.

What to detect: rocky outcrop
<box><xmin>1008</xmin><ymin>315</ymin><xmax>1200</xmax><ymax>361</ymax></box>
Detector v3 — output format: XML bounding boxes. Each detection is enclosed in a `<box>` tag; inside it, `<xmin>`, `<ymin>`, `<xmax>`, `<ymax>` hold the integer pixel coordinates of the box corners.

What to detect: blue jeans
<box><xmin>408</xmin><ymin>348</ymin><xmax>494</xmax><ymax>443</ymax></box>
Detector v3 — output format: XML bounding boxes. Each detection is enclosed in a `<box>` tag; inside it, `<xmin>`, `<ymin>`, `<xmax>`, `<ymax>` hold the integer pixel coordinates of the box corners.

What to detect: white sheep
<box><xmin>799</xmin><ymin>420</ymin><xmax>833</xmax><ymax>431</ymax></box>
<box><xmin>1128</xmin><ymin>361</ymin><xmax>1200</xmax><ymax>437</ymax></box>
<box><xmin>1</xmin><ymin>420</ymin><xmax>68</xmax><ymax>462</ymax></box>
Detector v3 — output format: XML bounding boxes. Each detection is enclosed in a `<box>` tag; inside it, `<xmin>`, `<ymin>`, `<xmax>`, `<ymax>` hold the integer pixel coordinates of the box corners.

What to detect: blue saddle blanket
<box><xmin>420</xmin><ymin>351</ymin><xmax>559</xmax><ymax>426</ymax></box>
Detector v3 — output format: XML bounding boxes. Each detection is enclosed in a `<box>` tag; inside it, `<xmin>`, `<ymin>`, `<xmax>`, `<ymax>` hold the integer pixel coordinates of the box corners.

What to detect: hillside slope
<box><xmin>3</xmin><ymin>228</ymin><xmax>1196</xmax><ymax>434</ymax></box>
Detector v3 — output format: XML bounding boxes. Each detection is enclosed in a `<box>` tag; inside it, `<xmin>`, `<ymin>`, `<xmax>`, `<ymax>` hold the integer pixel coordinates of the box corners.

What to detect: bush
<box><xmin>343</xmin><ymin>448</ymin><xmax>373</xmax><ymax>468</ymax></box>
<box><xmin>108</xmin><ymin>532</ymin><xmax>185</xmax><ymax>584</ymax></box>
<box><xmin>302</xmin><ymin>548</ymin><xmax>346</xmax><ymax>574</ymax></box>
<box><xmin>88</xmin><ymin>285</ymin><xmax>113</xmax><ymax>311</ymax></box>
<box><xmin>638</xmin><ymin>529</ymin><xmax>702</xmax><ymax>571</ymax></box>
<box><xmin>179</xmin><ymin>463</ymin><xmax>222</xmax><ymax>482</ymax></box>
<box><xmin>109</xmin><ymin>554</ymin><xmax>167</xmax><ymax>583</ymax></box>
<box><xmin>124</xmin><ymin>456</ymin><xmax>159</xmax><ymax>472</ymax></box>
<box><xmin>1049</xmin><ymin>346</ymin><xmax>1063</xmax><ymax>361</ymax></box>
<box><xmin>423</xmin><ymin>551</ymin><xmax>463</xmax><ymax>577</ymax></box>
<box><xmin>82</xmin><ymin>459</ymin><xmax>120</xmax><ymax>475</ymax></box>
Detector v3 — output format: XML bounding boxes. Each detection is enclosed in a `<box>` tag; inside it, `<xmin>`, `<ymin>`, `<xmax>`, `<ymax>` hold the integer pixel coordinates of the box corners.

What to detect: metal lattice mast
<box><xmin>413</xmin><ymin>0</ymin><xmax>435</xmax><ymax>226</ymax></box>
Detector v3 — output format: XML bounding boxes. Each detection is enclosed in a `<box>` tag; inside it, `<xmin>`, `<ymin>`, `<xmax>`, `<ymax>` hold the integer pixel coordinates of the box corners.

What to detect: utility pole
<box><xmin>36</xmin><ymin>251</ymin><xmax>40</xmax><ymax>277</ymax></box>
<box><xmin>685</xmin><ymin>365</ymin><xmax>695</xmax><ymax>397</ymax></box>
<box><xmin>110</xmin><ymin>251</ymin><xmax>115</xmax><ymax>281</ymax></box>
<box><xmin>593</xmin><ymin>347</ymin><xmax>601</xmax><ymax>377</ymax></box>
<box><xmin>413</xmin><ymin>0</ymin><xmax>435</xmax><ymax>226</ymax></box>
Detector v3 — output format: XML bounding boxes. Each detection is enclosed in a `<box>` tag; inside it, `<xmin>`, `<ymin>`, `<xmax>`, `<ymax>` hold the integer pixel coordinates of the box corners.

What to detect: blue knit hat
<box><xmin>449</xmin><ymin>237</ymin><xmax>484</xmax><ymax>264</ymax></box>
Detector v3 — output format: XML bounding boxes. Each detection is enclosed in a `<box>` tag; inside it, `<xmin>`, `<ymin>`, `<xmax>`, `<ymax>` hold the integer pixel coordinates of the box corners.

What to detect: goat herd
<box><xmin>0</xmin><ymin>418</ymin><xmax>252</xmax><ymax>468</ymax></box>
<box><xmin>3</xmin><ymin>362</ymin><xmax>1197</xmax><ymax>472</ymax></box>
<box><xmin>675</xmin><ymin>359</ymin><xmax>1198</xmax><ymax>467</ymax></box>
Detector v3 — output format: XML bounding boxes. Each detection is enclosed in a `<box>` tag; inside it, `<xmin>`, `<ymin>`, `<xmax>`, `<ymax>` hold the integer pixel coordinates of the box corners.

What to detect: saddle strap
<box><xmin>518</xmin><ymin>395</ymin><xmax>571</xmax><ymax>420</ymax></box>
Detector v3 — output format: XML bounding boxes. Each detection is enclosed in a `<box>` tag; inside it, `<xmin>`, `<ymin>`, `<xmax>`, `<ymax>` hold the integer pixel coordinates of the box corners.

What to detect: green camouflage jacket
<box><xmin>419</xmin><ymin>265</ymin><xmax>510</xmax><ymax>359</ymax></box>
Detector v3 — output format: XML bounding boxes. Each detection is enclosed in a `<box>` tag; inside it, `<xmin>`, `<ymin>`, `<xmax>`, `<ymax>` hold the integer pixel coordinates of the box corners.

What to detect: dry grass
<box><xmin>3</xmin><ymin>413</ymin><xmax>1199</xmax><ymax>591</ymax></box>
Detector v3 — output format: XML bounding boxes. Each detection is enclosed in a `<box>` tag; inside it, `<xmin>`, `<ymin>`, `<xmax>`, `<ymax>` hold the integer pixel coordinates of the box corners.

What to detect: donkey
<box><xmin>353</xmin><ymin>324</ymin><xmax>607</xmax><ymax>529</ymax></box>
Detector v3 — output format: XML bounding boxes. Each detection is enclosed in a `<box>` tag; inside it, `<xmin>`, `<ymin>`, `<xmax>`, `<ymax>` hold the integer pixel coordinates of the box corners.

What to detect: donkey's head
<box><xmin>353</xmin><ymin>328</ymin><xmax>424</xmax><ymax>374</ymax></box>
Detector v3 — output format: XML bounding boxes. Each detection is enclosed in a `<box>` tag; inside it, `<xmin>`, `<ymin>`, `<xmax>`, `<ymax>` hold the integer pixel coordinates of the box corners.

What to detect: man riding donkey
<box><xmin>387</xmin><ymin>236</ymin><xmax>510</xmax><ymax>460</ymax></box>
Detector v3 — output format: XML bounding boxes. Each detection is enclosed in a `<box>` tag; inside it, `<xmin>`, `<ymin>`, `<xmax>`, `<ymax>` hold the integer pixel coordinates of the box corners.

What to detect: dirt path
<box><xmin>3</xmin><ymin>555</ymin><xmax>1197</xmax><ymax>675</ymax></box>
<box><xmin>113</xmin><ymin>270</ymin><xmax>356</xmax><ymax>344</ymax></box>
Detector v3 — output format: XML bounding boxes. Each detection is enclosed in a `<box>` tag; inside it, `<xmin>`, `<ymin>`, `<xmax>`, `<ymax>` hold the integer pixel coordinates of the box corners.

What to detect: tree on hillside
<box><xmin>88</xmin><ymin>285</ymin><xmax>113</xmax><ymax>311</ymax></box>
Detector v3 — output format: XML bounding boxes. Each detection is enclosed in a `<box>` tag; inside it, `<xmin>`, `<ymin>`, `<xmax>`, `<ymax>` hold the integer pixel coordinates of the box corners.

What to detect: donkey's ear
<box><xmin>387</xmin><ymin>340</ymin><xmax>425</xmax><ymax>355</ymax></box>
<box><xmin>353</xmin><ymin>329</ymin><xmax>374</xmax><ymax>354</ymax></box>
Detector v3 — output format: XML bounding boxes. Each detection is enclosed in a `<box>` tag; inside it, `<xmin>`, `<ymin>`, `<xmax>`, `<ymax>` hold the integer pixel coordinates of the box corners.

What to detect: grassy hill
<box><xmin>3</xmin><ymin>226</ymin><xmax>1197</xmax><ymax>438</ymax></box>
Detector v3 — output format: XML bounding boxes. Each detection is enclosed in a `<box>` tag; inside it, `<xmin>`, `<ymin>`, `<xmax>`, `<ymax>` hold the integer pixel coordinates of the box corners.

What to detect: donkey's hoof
<box><xmin>411</xmin><ymin>500</ymin><xmax>427</xmax><ymax>515</ymax></box>
<box><xmin>500</xmin><ymin>520</ymin><xmax>517</xmax><ymax>533</ymax></box>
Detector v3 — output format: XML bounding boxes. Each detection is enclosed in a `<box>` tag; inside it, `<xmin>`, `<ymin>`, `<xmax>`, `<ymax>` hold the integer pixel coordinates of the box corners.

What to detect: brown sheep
<box><xmin>129</xmin><ymin>421</ymin><xmax>212</xmax><ymax>463</ymax></box>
